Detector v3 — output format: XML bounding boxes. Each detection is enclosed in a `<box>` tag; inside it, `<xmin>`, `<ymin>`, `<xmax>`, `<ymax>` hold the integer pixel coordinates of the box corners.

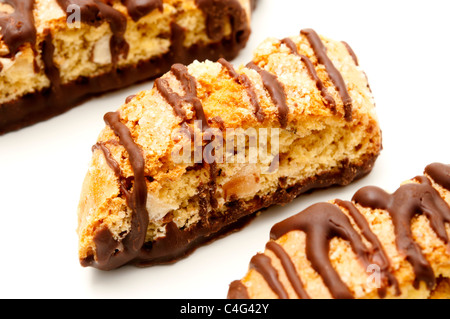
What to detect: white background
<box><xmin>1</xmin><ymin>0</ymin><xmax>449</xmax><ymax>299</ymax></box>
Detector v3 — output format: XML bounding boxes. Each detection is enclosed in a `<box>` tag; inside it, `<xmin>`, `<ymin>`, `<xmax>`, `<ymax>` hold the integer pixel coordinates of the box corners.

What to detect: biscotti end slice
<box><xmin>77</xmin><ymin>28</ymin><xmax>381</xmax><ymax>270</ymax></box>
<box><xmin>228</xmin><ymin>163</ymin><xmax>450</xmax><ymax>299</ymax></box>
<box><xmin>0</xmin><ymin>0</ymin><xmax>253</xmax><ymax>134</ymax></box>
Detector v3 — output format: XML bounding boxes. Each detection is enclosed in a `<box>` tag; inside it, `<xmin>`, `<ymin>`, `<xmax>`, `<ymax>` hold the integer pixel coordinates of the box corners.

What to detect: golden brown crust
<box><xmin>77</xmin><ymin>29</ymin><xmax>382</xmax><ymax>269</ymax></box>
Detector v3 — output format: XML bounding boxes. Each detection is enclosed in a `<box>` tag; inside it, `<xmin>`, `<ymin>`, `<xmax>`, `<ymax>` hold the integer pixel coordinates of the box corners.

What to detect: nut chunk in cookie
<box><xmin>77</xmin><ymin>28</ymin><xmax>382</xmax><ymax>270</ymax></box>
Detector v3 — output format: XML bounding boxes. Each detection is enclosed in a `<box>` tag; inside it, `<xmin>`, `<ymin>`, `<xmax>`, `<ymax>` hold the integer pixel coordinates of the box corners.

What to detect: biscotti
<box><xmin>0</xmin><ymin>0</ymin><xmax>254</xmax><ymax>134</ymax></box>
<box><xmin>228</xmin><ymin>163</ymin><xmax>450</xmax><ymax>299</ymax></box>
<box><xmin>77</xmin><ymin>28</ymin><xmax>382</xmax><ymax>270</ymax></box>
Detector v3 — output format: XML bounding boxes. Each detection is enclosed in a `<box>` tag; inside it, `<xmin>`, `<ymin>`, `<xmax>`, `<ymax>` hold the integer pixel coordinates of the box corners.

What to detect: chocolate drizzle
<box><xmin>155</xmin><ymin>62</ymin><xmax>221</xmax><ymax>243</ymax></box>
<box><xmin>172</xmin><ymin>64</ymin><xmax>209</xmax><ymax>128</ymax></box>
<box><xmin>155</xmin><ymin>78</ymin><xmax>187</xmax><ymax>118</ymax></box>
<box><xmin>281</xmin><ymin>37</ymin><xmax>336</xmax><ymax>113</ymax></box>
<box><xmin>56</xmin><ymin>0</ymin><xmax>129</xmax><ymax>64</ymax></box>
<box><xmin>89</xmin><ymin>111</ymin><xmax>149</xmax><ymax>269</ymax></box>
<box><xmin>125</xmin><ymin>94</ymin><xmax>136</xmax><ymax>104</ymax></box>
<box><xmin>246</xmin><ymin>62</ymin><xmax>288</xmax><ymax>128</ymax></box>
<box><xmin>301</xmin><ymin>29</ymin><xmax>353</xmax><ymax>121</ymax></box>
<box><xmin>156</xmin><ymin>63</ymin><xmax>209</xmax><ymax>128</ymax></box>
<box><xmin>92</xmin><ymin>141</ymin><xmax>131</xmax><ymax>203</ymax></box>
<box><xmin>41</xmin><ymin>31</ymin><xmax>61</xmax><ymax>90</ymax></box>
<box><xmin>0</xmin><ymin>0</ymin><xmax>36</xmax><ymax>56</ymax></box>
<box><xmin>342</xmin><ymin>41</ymin><xmax>359</xmax><ymax>66</ymax></box>
<box><xmin>231</xmin><ymin>164</ymin><xmax>450</xmax><ymax>298</ymax></box>
<box><xmin>86</xmin><ymin>142</ymin><xmax>377</xmax><ymax>270</ymax></box>
<box><xmin>353</xmin><ymin>171</ymin><xmax>450</xmax><ymax>290</ymax></box>
<box><xmin>271</xmin><ymin>202</ymin><xmax>379</xmax><ymax>299</ymax></box>
<box><xmin>228</xmin><ymin>280</ymin><xmax>250</xmax><ymax>299</ymax></box>
<box><xmin>218</xmin><ymin>58</ymin><xmax>264</xmax><ymax>122</ymax></box>
<box><xmin>266</xmin><ymin>241</ymin><xmax>310</xmax><ymax>299</ymax></box>
<box><xmin>195</xmin><ymin>0</ymin><xmax>250</xmax><ymax>46</ymax></box>
<box><xmin>425</xmin><ymin>162</ymin><xmax>450</xmax><ymax>191</ymax></box>
<box><xmin>342</xmin><ymin>41</ymin><xmax>374</xmax><ymax>94</ymax></box>
<box><xmin>168</xmin><ymin>64</ymin><xmax>220</xmax><ymax>209</ymax></box>
<box><xmin>334</xmin><ymin>199</ymin><xmax>400</xmax><ymax>297</ymax></box>
<box><xmin>250</xmin><ymin>253</ymin><xmax>289</xmax><ymax>299</ymax></box>
<box><xmin>121</xmin><ymin>0</ymin><xmax>163</xmax><ymax>22</ymax></box>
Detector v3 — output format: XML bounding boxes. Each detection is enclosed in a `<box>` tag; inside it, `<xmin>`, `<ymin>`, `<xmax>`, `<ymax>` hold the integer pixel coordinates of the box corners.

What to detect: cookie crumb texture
<box><xmin>0</xmin><ymin>0</ymin><xmax>253</xmax><ymax>134</ymax></box>
<box><xmin>77</xmin><ymin>29</ymin><xmax>382</xmax><ymax>270</ymax></box>
<box><xmin>229</xmin><ymin>163</ymin><xmax>450</xmax><ymax>299</ymax></box>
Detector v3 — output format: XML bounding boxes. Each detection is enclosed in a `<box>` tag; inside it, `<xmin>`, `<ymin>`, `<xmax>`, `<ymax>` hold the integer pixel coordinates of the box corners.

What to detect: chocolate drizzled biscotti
<box><xmin>0</xmin><ymin>0</ymin><xmax>254</xmax><ymax>134</ymax></box>
<box><xmin>228</xmin><ymin>163</ymin><xmax>450</xmax><ymax>299</ymax></box>
<box><xmin>77</xmin><ymin>29</ymin><xmax>382</xmax><ymax>270</ymax></box>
